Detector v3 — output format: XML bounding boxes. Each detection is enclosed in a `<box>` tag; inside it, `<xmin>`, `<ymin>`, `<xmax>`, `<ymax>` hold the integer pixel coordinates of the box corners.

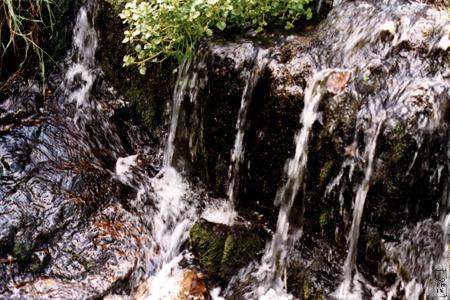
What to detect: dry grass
<box><xmin>0</xmin><ymin>0</ymin><xmax>54</xmax><ymax>82</ymax></box>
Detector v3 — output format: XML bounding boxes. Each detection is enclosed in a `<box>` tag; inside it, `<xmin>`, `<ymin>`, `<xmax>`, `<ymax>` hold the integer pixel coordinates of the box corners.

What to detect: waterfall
<box><xmin>249</xmin><ymin>69</ymin><xmax>348</xmax><ymax>299</ymax></box>
<box><xmin>228</xmin><ymin>48</ymin><xmax>270</xmax><ymax>206</ymax></box>
<box><xmin>2</xmin><ymin>0</ymin><xmax>449</xmax><ymax>298</ymax></box>
<box><xmin>335</xmin><ymin>120</ymin><xmax>385</xmax><ymax>299</ymax></box>
<box><xmin>164</xmin><ymin>53</ymin><xmax>208</xmax><ymax>171</ymax></box>
<box><xmin>64</xmin><ymin>0</ymin><xmax>98</xmax><ymax>120</ymax></box>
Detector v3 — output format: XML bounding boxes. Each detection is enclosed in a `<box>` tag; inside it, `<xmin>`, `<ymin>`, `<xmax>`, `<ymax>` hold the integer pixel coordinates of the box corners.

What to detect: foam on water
<box><xmin>202</xmin><ymin>200</ymin><xmax>237</xmax><ymax>226</ymax></box>
<box><xmin>148</xmin><ymin>167</ymin><xmax>197</xmax><ymax>268</ymax></box>
<box><xmin>64</xmin><ymin>3</ymin><xmax>99</xmax><ymax>120</ymax></box>
<box><xmin>115</xmin><ymin>155</ymin><xmax>138</xmax><ymax>186</ymax></box>
<box><xmin>139</xmin><ymin>254</ymin><xmax>187</xmax><ymax>300</ymax></box>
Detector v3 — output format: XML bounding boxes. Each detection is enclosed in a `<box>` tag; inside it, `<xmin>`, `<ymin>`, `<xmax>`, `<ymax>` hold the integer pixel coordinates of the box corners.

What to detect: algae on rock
<box><xmin>189</xmin><ymin>219</ymin><xmax>263</xmax><ymax>280</ymax></box>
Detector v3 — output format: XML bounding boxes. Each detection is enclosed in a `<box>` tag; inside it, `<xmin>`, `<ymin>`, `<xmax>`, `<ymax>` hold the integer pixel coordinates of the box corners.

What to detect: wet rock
<box><xmin>97</xmin><ymin>1</ymin><xmax>174</xmax><ymax>139</ymax></box>
<box><xmin>11</xmin><ymin>203</ymin><xmax>143</xmax><ymax>299</ymax></box>
<box><xmin>378</xmin><ymin>219</ymin><xmax>444</xmax><ymax>295</ymax></box>
<box><xmin>287</xmin><ymin>238</ymin><xmax>343</xmax><ymax>300</ymax></box>
<box><xmin>189</xmin><ymin>220</ymin><xmax>228</xmax><ymax>278</ymax></box>
<box><xmin>189</xmin><ymin>219</ymin><xmax>263</xmax><ymax>280</ymax></box>
<box><xmin>220</xmin><ymin>230</ymin><xmax>263</xmax><ymax>279</ymax></box>
<box><xmin>0</xmin><ymin>68</ymin><xmax>156</xmax><ymax>297</ymax></box>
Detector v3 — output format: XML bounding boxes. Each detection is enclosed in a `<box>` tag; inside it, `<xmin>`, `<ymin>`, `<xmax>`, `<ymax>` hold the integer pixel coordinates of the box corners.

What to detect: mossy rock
<box><xmin>13</xmin><ymin>238</ymin><xmax>33</xmax><ymax>264</ymax></box>
<box><xmin>220</xmin><ymin>231</ymin><xmax>263</xmax><ymax>279</ymax></box>
<box><xmin>97</xmin><ymin>1</ymin><xmax>174</xmax><ymax>138</ymax></box>
<box><xmin>189</xmin><ymin>220</ymin><xmax>228</xmax><ymax>277</ymax></box>
<box><xmin>29</xmin><ymin>252</ymin><xmax>50</xmax><ymax>274</ymax></box>
<box><xmin>189</xmin><ymin>219</ymin><xmax>263</xmax><ymax>280</ymax></box>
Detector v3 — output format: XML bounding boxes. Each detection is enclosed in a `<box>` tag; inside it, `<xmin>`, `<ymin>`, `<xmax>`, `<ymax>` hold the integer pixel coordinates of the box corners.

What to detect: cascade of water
<box><xmin>165</xmin><ymin>55</ymin><xmax>207</xmax><ymax>169</ymax></box>
<box><xmin>64</xmin><ymin>0</ymin><xmax>98</xmax><ymax>118</ymax></box>
<box><xmin>335</xmin><ymin>99</ymin><xmax>386</xmax><ymax>299</ymax></box>
<box><xmin>249</xmin><ymin>69</ymin><xmax>346</xmax><ymax>299</ymax></box>
<box><xmin>228</xmin><ymin>48</ymin><xmax>270</xmax><ymax>206</ymax></box>
<box><xmin>130</xmin><ymin>54</ymin><xmax>208</xmax><ymax>297</ymax></box>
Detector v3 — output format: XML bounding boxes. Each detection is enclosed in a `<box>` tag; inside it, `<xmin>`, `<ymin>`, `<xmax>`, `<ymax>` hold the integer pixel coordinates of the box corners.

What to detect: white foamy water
<box><xmin>138</xmin><ymin>254</ymin><xmax>187</xmax><ymax>300</ymax></box>
<box><xmin>64</xmin><ymin>3</ymin><xmax>98</xmax><ymax>116</ymax></box>
<box><xmin>148</xmin><ymin>167</ymin><xmax>197</xmax><ymax>268</ymax></box>
<box><xmin>202</xmin><ymin>200</ymin><xmax>237</xmax><ymax>226</ymax></box>
<box><xmin>115</xmin><ymin>155</ymin><xmax>138</xmax><ymax>186</ymax></box>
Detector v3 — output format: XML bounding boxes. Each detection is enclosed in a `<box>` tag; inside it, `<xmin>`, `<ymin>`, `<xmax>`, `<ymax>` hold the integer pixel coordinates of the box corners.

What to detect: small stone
<box><xmin>326</xmin><ymin>71</ymin><xmax>352</xmax><ymax>95</ymax></box>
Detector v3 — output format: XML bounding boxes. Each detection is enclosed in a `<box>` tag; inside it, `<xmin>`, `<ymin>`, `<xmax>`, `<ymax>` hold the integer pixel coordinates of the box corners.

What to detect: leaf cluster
<box><xmin>109</xmin><ymin>0</ymin><xmax>313</xmax><ymax>74</ymax></box>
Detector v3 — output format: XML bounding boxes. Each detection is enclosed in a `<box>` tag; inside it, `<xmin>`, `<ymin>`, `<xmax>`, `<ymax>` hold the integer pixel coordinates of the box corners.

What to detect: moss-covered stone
<box><xmin>189</xmin><ymin>219</ymin><xmax>264</xmax><ymax>280</ymax></box>
<box><xmin>97</xmin><ymin>1</ymin><xmax>174</xmax><ymax>138</ymax></box>
<box><xmin>189</xmin><ymin>220</ymin><xmax>228</xmax><ymax>277</ymax></box>
<box><xmin>288</xmin><ymin>266</ymin><xmax>325</xmax><ymax>300</ymax></box>
<box><xmin>220</xmin><ymin>231</ymin><xmax>263</xmax><ymax>279</ymax></box>
<box><xmin>29</xmin><ymin>252</ymin><xmax>50</xmax><ymax>274</ymax></box>
<box><xmin>13</xmin><ymin>238</ymin><xmax>33</xmax><ymax>264</ymax></box>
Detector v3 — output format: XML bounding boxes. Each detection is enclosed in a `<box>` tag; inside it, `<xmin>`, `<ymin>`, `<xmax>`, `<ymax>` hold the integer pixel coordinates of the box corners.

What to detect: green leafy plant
<box><xmin>109</xmin><ymin>0</ymin><xmax>313</xmax><ymax>74</ymax></box>
<box><xmin>0</xmin><ymin>0</ymin><xmax>54</xmax><ymax>82</ymax></box>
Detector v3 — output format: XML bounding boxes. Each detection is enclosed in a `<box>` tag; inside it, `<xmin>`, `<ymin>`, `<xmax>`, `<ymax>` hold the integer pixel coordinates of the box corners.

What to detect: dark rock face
<box><xmin>96</xmin><ymin>1</ymin><xmax>175</xmax><ymax>139</ymax></box>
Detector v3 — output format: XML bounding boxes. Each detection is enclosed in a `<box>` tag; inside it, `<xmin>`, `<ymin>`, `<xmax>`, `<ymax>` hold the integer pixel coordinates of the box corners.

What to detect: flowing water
<box><xmin>227</xmin><ymin>49</ymin><xmax>271</xmax><ymax>206</ymax></box>
<box><xmin>335</xmin><ymin>105</ymin><xmax>386</xmax><ymax>299</ymax></box>
<box><xmin>0</xmin><ymin>0</ymin><xmax>449</xmax><ymax>299</ymax></box>
<box><xmin>250</xmin><ymin>68</ymin><xmax>350</xmax><ymax>299</ymax></box>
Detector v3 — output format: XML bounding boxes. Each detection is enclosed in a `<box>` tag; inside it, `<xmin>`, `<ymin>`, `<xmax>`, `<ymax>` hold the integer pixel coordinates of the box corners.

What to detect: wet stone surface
<box><xmin>0</xmin><ymin>68</ymin><xmax>159</xmax><ymax>298</ymax></box>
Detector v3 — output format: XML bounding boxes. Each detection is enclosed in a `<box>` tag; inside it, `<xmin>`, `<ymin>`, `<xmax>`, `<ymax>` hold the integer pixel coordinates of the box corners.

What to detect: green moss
<box><xmin>29</xmin><ymin>256</ymin><xmax>42</xmax><ymax>273</ymax></box>
<box><xmin>319</xmin><ymin>211</ymin><xmax>329</xmax><ymax>231</ymax></box>
<box><xmin>13</xmin><ymin>239</ymin><xmax>33</xmax><ymax>263</ymax></box>
<box><xmin>29</xmin><ymin>253</ymin><xmax>49</xmax><ymax>273</ymax></box>
<box><xmin>125</xmin><ymin>82</ymin><xmax>162</xmax><ymax>136</ymax></box>
<box><xmin>220</xmin><ymin>231</ymin><xmax>262</xmax><ymax>279</ymax></box>
<box><xmin>389</xmin><ymin>124</ymin><xmax>408</xmax><ymax>162</ymax></box>
<box><xmin>189</xmin><ymin>221</ymin><xmax>227</xmax><ymax>276</ymax></box>
<box><xmin>303</xmin><ymin>279</ymin><xmax>323</xmax><ymax>300</ymax></box>
<box><xmin>214</xmin><ymin>161</ymin><xmax>228</xmax><ymax>193</ymax></box>
<box><xmin>319</xmin><ymin>161</ymin><xmax>333</xmax><ymax>186</ymax></box>
<box><xmin>189</xmin><ymin>220</ymin><xmax>264</xmax><ymax>280</ymax></box>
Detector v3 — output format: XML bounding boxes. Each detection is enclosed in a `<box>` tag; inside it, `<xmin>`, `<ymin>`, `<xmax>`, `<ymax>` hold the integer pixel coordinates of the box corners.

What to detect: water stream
<box><xmin>0</xmin><ymin>0</ymin><xmax>448</xmax><ymax>299</ymax></box>
<box><xmin>251</xmin><ymin>69</ymin><xmax>349</xmax><ymax>299</ymax></box>
<box><xmin>228</xmin><ymin>49</ymin><xmax>270</xmax><ymax>206</ymax></box>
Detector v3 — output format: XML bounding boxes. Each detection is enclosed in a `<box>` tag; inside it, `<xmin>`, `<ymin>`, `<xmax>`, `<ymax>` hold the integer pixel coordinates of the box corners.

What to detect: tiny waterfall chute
<box><xmin>64</xmin><ymin>1</ymin><xmax>99</xmax><ymax>118</ymax></box>
<box><xmin>245</xmin><ymin>68</ymin><xmax>351</xmax><ymax>299</ymax></box>
<box><xmin>228</xmin><ymin>48</ymin><xmax>271</xmax><ymax>206</ymax></box>
<box><xmin>335</xmin><ymin>114</ymin><xmax>385</xmax><ymax>299</ymax></box>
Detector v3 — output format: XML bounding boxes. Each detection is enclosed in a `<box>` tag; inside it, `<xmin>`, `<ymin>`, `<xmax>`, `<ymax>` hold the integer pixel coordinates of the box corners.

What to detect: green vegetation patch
<box><xmin>108</xmin><ymin>0</ymin><xmax>313</xmax><ymax>74</ymax></box>
<box><xmin>220</xmin><ymin>230</ymin><xmax>262</xmax><ymax>278</ymax></box>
